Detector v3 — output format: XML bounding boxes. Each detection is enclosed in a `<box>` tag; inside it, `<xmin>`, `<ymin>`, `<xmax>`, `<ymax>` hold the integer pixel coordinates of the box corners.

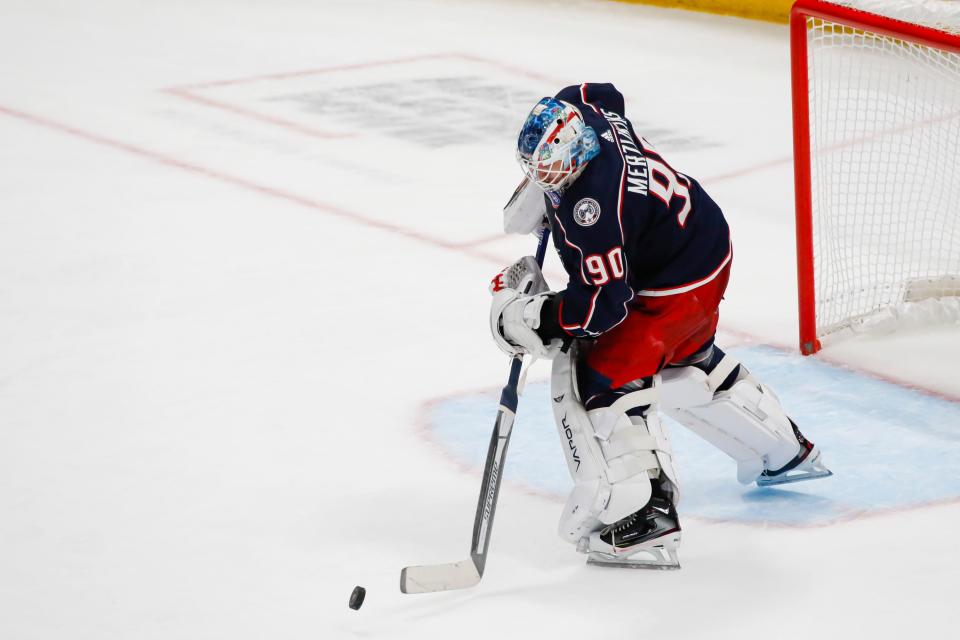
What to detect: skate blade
<box><xmin>756</xmin><ymin>467</ymin><xmax>833</xmax><ymax>487</ymax></box>
<box><xmin>587</xmin><ymin>549</ymin><xmax>680</xmax><ymax>570</ymax></box>
<box><xmin>586</xmin><ymin>536</ymin><xmax>681</xmax><ymax>570</ymax></box>
<box><xmin>757</xmin><ymin>451</ymin><xmax>833</xmax><ymax>487</ymax></box>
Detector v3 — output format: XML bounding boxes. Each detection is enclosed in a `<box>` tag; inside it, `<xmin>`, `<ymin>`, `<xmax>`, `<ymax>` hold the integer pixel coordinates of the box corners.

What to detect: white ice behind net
<box><xmin>807</xmin><ymin>1</ymin><xmax>960</xmax><ymax>338</ymax></box>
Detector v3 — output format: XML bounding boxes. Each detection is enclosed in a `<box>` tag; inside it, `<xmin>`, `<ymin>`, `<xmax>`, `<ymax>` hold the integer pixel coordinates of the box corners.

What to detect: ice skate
<box><xmin>756</xmin><ymin>420</ymin><xmax>833</xmax><ymax>487</ymax></box>
<box><xmin>585</xmin><ymin>490</ymin><xmax>682</xmax><ymax>570</ymax></box>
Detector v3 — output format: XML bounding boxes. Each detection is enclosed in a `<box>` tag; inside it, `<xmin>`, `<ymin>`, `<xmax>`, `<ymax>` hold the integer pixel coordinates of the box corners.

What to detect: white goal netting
<box><xmin>805</xmin><ymin>0</ymin><xmax>960</xmax><ymax>338</ymax></box>
<box><xmin>828</xmin><ymin>0</ymin><xmax>960</xmax><ymax>34</ymax></box>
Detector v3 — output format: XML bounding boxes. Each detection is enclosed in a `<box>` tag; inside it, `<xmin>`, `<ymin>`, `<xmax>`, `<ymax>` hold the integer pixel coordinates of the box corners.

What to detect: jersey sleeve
<box><xmin>551</xmin><ymin>207</ymin><xmax>635</xmax><ymax>338</ymax></box>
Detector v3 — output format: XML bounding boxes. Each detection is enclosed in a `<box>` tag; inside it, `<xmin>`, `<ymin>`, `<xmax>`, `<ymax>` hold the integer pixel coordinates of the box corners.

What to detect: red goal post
<box><xmin>790</xmin><ymin>0</ymin><xmax>960</xmax><ymax>355</ymax></box>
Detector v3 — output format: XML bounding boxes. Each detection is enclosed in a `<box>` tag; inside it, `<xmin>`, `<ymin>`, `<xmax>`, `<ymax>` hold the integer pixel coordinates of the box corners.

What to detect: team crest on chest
<box><xmin>573</xmin><ymin>198</ymin><xmax>601</xmax><ymax>227</ymax></box>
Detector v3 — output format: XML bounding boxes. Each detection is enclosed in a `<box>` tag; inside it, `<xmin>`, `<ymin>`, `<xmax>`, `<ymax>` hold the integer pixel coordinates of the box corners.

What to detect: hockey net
<box><xmin>791</xmin><ymin>0</ymin><xmax>960</xmax><ymax>354</ymax></box>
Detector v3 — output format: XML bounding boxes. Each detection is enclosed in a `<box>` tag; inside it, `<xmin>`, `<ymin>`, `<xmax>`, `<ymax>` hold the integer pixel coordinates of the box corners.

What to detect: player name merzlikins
<box><xmin>601</xmin><ymin>108</ymin><xmax>649</xmax><ymax>195</ymax></box>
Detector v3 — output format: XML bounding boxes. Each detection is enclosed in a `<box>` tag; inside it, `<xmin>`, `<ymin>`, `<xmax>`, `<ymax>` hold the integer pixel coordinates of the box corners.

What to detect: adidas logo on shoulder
<box><xmin>601</xmin><ymin>130</ymin><xmax>615</xmax><ymax>143</ymax></box>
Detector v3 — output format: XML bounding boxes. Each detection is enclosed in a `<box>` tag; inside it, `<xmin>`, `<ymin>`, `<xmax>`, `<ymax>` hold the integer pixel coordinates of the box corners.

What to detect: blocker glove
<box><xmin>489</xmin><ymin>257</ymin><xmax>563</xmax><ymax>359</ymax></box>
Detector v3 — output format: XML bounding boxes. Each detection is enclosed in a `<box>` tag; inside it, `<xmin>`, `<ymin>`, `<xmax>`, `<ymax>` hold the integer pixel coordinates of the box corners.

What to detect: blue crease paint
<box><xmin>428</xmin><ymin>346</ymin><xmax>960</xmax><ymax>526</ymax></box>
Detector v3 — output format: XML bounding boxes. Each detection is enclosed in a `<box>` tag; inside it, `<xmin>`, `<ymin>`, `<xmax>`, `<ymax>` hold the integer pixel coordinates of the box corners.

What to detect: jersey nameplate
<box><xmin>600</xmin><ymin>109</ymin><xmax>649</xmax><ymax>196</ymax></box>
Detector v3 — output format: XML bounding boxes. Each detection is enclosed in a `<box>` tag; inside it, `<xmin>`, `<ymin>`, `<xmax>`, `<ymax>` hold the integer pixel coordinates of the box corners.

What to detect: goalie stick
<box><xmin>400</xmin><ymin>225</ymin><xmax>551</xmax><ymax>594</ymax></box>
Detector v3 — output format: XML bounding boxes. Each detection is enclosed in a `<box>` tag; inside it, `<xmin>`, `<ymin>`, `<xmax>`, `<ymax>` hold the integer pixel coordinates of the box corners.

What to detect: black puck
<box><xmin>349</xmin><ymin>586</ymin><xmax>366</xmax><ymax>610</ymax></box>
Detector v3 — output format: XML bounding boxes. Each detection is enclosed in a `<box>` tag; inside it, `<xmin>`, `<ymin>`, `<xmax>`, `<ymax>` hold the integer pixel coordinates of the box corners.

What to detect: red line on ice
<box><xmin>0</xmin><ymin>103</ymin><xmax>509</xmax><ymax>267</ymax></box>
<box><xmin>164</xmin><ymin>87</ymin><xmax>354</xmax><ymax>140</ymax></box>
<box><xmin>2</xmin><ymin>103</ymin><xmax>958</xmax><ymax>405</ymax></box>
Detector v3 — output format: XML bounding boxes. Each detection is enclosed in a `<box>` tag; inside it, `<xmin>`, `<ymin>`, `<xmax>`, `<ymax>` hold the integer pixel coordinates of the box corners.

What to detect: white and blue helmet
<box><xmin>516</xmin><ymin>97</ymin><xmax>600</xmax><ymax>192</ymax></box>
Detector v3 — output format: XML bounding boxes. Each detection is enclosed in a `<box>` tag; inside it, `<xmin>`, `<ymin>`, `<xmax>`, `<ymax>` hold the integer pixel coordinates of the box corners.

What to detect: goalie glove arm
<box><xmin>530</xmin><ymin>288</ymin><xmax>627</xmax><ymax>344</ymax></box>
<box><xmin>536</xmin><ymin>293</ymin><xmax>572</xmax><ymax>342</ymax></box>
<box><xmin>539</xmin><ymin>278</ymin><xmax>633</xmax><ymax>340</ymax></box>
<box><xmin>489</xmin><ymin>255</ymin><xmax>571</xmax><ymax>359</ymax></box>
<box><xmin>491</xmin><ymin>291</ymin><xmax>563</xmax><ymax>359</ymax></box>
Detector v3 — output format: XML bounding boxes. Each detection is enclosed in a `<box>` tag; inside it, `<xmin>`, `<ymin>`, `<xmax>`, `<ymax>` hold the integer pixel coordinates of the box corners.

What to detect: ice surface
<box><xmin>1</xmin><ymin>1</ymin><xmax>958</xmax><ymax>639</ymax></box>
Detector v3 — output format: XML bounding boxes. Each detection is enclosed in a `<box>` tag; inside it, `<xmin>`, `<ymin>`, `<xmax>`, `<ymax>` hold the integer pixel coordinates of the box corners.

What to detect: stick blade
<box><xmin>400</xmin><ymin>559</ymin><xmax>481</xmax><ymax>594</ymax></box>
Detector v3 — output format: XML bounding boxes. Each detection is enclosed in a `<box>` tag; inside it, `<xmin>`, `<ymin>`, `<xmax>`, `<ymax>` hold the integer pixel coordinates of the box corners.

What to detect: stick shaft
<box><xmin>399</xmin><ymin>226</ymin><xmax>552</xmax><ymax>594</ymax></box>
<box><xmin>469</xmin><ymin>226</ymin><xmax>551</xmax><ymax>576</ymax></box>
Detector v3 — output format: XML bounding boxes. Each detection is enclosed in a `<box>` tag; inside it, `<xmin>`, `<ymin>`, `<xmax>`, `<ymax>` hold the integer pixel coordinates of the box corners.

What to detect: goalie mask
<box><xmin>517</xmin><ymin>97</ymin><xmax>600</xmax><ymax>193</ymax></box>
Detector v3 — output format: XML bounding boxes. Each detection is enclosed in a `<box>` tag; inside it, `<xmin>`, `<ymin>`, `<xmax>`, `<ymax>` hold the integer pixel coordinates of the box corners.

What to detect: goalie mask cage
<box><xmin>791</xmin><ymin>0</ymin><xmax>960</xmax><ymax>355</ymax></box>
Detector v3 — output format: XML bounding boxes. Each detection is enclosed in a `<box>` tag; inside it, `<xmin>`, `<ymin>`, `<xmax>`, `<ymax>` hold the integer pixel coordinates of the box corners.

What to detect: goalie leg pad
<box><xmin>551</xmin><ymin>348</ymin><xmax>680</xmax><ymax>547</ymax></box>
<box><xmin>660</xmin><ymin>353</ymin><xmax>816</xmax><ymax>485</ymax></box>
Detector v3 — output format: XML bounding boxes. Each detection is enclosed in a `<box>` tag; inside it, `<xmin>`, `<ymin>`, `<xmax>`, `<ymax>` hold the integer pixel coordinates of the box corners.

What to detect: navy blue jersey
<box><xmin>544</xmin><ymin>83</ymin><xmax>731</xmax><ymax>338</ymax></box>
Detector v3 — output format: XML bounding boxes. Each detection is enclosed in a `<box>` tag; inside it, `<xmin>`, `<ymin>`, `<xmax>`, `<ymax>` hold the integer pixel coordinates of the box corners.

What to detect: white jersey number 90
<box><xmin>585</xmin><ymin>247</ymin><xmax>625</xmax><ymax>286</ymax></box>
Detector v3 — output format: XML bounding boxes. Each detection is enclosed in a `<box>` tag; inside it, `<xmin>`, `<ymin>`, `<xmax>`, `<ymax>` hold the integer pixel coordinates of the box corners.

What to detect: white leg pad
<box><xmin>551</xmin><ymin>351</ymin><xmax>680</xmax><ymax>547</ymax></box>
<box><xmin>661</xmin><ymin>363</ymin><xmax>802</xmax><ymax>485</ymax></box>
